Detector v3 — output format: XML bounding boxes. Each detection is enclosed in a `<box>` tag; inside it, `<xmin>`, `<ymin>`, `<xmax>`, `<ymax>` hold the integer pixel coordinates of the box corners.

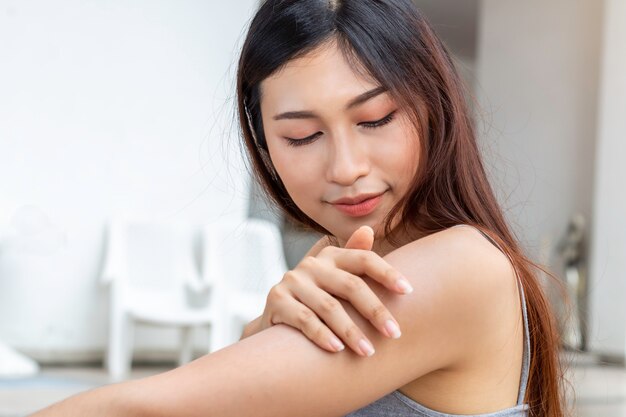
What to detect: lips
<box><xmin>329</xmin><ymin>191</ymin><xmax>386</xmax><ymax>205</ymax></box>
<box><xmin>330</xmin><ymin>191</ymin><xmax>386</xmax><ymax>217</ymax></box>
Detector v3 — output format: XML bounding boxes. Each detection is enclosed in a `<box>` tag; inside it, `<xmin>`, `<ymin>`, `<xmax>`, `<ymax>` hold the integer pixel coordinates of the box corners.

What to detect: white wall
<box><xmin>0</xmin><ymin>0</ymin><xmax>256</xmax><ymax>360</ymax></box>
<box><xmin>476</xmin><ymin>0</ymin><xmax>603</xmax><ymax>261</ymax></box>
<box><xmin>588</xmin><ymin>0</ymin><xmax>626</xmax><ymax>358</ymax></box>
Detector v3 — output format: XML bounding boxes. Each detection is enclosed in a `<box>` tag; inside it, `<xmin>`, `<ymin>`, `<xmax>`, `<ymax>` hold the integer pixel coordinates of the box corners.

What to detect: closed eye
<box><xmin>284</xmin><ymin>131</ymin><xmax>322</xmax><ymax>147</ymax></box>
<box><xmin>359</xmin><ymin>110</ymin><xmax>397</xmax><ymax>129</ymax></box>
<box><xmin>284</xmin><ymin>110</ymin><xmax>397</xmax><ymax>147</ymax></box>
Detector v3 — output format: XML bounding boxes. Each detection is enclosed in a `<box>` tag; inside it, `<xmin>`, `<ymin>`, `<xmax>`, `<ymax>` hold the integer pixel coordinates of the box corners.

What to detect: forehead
<box><xmin>259</xmin><ymin>42</ymin><xmax>381</xmax><ymax>109</ymax></box>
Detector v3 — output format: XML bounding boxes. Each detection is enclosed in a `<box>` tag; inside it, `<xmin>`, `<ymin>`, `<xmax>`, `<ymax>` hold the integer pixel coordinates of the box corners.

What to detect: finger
<box><xmin>274</xmin><ymin>294</ymin><xmax>348</xmax><ymax>354</ymax></box>
<box><xmin>293</xmin><ymin>280</ymin><xmax>378</xmax><ymax>357</ymax></box>
<box><xmin>301</xmin><ymin>261</ymin><xmax>402</xmax><ymax>341</ymax></box>
<box><xmin>344</xmin><ymin>225</ymin><xmax>374</xmax><ymax>251</ymax></box>
<box><xmin>324</xmin><ymin>246</ymin><xmax>414</xmax><ymax>294</ymax></box>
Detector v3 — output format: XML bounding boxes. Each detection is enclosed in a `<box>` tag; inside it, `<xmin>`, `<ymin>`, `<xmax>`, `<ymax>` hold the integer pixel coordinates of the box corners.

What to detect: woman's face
<box><xmin>259</xmin><ymin>41</ymin><xmax>420</xmax><ymax>249</ymax></box>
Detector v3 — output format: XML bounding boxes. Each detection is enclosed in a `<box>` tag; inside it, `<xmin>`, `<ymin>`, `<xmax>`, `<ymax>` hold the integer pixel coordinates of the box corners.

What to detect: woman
<box><xmin>31</xmin><ymin>0</ymin><xmax>568</xmax><ymax>416</ymax></box>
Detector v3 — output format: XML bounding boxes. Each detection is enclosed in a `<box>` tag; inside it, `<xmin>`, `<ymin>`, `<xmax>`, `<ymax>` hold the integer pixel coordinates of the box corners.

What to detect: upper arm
<box><xmin>132</xmin><ymin>227</ymin><xmax>515</xmax><ymax>417</ymax></box>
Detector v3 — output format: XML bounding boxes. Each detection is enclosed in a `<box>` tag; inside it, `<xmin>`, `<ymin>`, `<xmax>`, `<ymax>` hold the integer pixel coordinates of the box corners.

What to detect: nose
<box><xmin>325</xmin><ymin>128</ymin><xmax>370</xmax><ymax>186</ymax></box>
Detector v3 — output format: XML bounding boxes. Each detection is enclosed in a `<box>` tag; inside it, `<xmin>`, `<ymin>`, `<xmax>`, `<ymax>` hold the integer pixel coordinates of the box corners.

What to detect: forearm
<box><xmin>30</xmin><ymin>316</ymin><xmax>265</xmax><ymax>417</ymax></box>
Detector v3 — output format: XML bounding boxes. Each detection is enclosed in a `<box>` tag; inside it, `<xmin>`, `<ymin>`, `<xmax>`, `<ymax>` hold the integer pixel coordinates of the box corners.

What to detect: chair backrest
<box><xmin>108</xmin><ymin>218</ymin><xmax>198</xmax><ymax>293</ymax></box>
<box><xmin>203</xmin><ymin>218</ymin><xmax>288</xmax><ymax>295</ymax></box>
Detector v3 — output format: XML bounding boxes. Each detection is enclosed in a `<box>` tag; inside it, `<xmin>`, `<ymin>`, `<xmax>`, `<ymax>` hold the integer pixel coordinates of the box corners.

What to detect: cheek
<box><xmin>377</xmin><ymin>125</ymin><xmax>420</xmax><ymax>183</ymax></box>
<box><xmin>402</xmin><ymin>137</ymin><xmax>420</xmax><ymax>178</ymax></box>
<box><xmin>271</xmin><ymin>152</ymin><xmax>323</xmax><ymax>210</ymax></box>
<box><xmin>397</xmin><ymin>116</ymin><xmax>421</xmax><ymax>174</ymax></box>
<box><xmin>273</xmin><ymin>154</ymin><xmax>316</xmax><ymax>187</ymax></box>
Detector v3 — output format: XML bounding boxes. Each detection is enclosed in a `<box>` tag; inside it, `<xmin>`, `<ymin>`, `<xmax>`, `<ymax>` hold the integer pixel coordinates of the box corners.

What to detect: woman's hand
<box><xmin>250</xmin><ymin>226</ymin><xmax>414</xmax><ymax>357</ymax></box>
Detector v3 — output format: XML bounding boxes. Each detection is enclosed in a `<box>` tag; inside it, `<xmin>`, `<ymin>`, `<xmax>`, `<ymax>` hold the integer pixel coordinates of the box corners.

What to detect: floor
<box><xmin>0</xmin><ymin>352</ymin><xmax>624</xmax><ymax>416</ymax></box>
<box><xmin>0</xmin><ymin>364</ymin><xmax>170</xmax><ymax>416</ymax></box>
<box><xmin>572</xmin><ymin>357</ymin><xmax>626</xmax><ymax>416</ymax></box>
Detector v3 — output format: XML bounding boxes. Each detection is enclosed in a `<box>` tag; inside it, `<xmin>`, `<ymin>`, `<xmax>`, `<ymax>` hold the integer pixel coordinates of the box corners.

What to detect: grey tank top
<box><xmin>344</xmin><ymin>224</ymin><xmax>531</xmax><ymax>417</ymax></box>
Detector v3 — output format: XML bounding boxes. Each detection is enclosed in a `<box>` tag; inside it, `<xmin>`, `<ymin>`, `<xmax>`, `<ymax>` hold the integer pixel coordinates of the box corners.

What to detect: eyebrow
<box><xmin>272</xmin><ymin>86</ymin><xmax>388</xmax><ymax>121</ymax></box>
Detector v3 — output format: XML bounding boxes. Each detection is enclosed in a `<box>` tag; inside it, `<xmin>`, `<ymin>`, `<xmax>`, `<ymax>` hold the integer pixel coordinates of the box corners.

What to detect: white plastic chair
<box><xmin>204</xmin><ymin>218</ymin><xmax>288</xmax><ymax>352</ymax></box>
<box><xmin>101</xmin><ymin>218</ymin><xmax>215</xmax><ymax>381</ymax></box>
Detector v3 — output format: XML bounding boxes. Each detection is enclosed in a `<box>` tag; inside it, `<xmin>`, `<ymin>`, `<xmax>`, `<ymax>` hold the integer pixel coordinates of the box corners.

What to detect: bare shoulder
<box><xmin>130</xmin><ymin>226</ymin><xmax>521</xmax><ymax>417</ymax></box>
<box><xmin>385</xmin><ymin>225</ymin><xmax>516</xmax><ymax>298</ymax></box>
<box><xmin>381</xmin><ymin>225</ymin><xmax>521</xmax><ymax>357</ymax></box>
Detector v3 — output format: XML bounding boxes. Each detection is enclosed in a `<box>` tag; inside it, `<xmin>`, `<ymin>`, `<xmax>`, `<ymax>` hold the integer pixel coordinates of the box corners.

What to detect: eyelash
<box><xmin>284</xmin><ymin>110</ymin><xmax>397</xmax><ymax>147</ymax></box>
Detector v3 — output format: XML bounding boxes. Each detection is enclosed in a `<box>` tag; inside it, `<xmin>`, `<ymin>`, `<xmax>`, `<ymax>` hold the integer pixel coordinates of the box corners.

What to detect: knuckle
<box><xmin>344</xmin><ymin>275</ymin><xmax>364</xmax><ymax>292</ymax></box>
<box><xmin>267</xmin><ymin>284</ymin><xmax>285</xmax><ymax>301</ymax></box>
<box><xmin>343</xmin><ymin>324</ymin><xmax>361</xmax><ymax>340</ymax></box>
<box><xmin>319</xmin><ymin>296</ymin><xmax>340</xmax><ymax>314</ymax></box>
<box><xmin>311</xmin><ymin>322</ymin><xmax>326</xmax><ymax>341</ymax></box>
<box><xmin>370</xmin><ymin>303</ymin><xmax>388</xmax><ymax>320</ymax></box>
<box><xmin>283</xmin><ymin>270</ymin><xmax>300</xmax><ymax>285</ymax></box>
<box><xmin>320</xmin><ymin>245</ymin><xmax>336</xmax><ymax>257</ymax></box>
<box><xmin>360</xmin><ymin>252</ymin><xmax>376</xmax><ymax>270</ymax></box>
<box><xmin>358</xmin><ymin>250</ymin><xmax>370</xmax><ymax>262</ymax></box>
<box><xmin>299</xmin><ymin>255</ymin><xmax>316</xmax><ymax>269</ymax></box>
<box><xmin>296</xmin><ymin>308</ymin><xmax>315</xmax><ymax>326</ymax></box>
<box><xmin>384</xmin><ymin>268</ymin><xmax>397</xmax><ymax>281</ymax></box>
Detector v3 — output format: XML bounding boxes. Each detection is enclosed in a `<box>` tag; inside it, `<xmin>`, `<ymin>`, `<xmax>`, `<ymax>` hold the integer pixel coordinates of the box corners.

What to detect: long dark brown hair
<box><xmin>236</xmin><ymin>0</ymin><xmax>569</xmax><ymax>415</ymax></box>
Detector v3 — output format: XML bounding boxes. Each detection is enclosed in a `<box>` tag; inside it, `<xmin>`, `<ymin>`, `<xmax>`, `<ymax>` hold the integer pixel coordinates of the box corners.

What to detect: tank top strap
<box><xmin>449</xmin><ymin>224</ymin><xmax>531</xmax><ymax>405</ymax></box>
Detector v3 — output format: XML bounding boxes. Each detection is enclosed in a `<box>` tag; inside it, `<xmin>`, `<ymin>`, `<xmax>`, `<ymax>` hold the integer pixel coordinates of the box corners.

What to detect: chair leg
<box><xmin>107</xmin><ymin>309</ymin><xmax>134</xmax><ymax>382</ymax></box>
<box><xmin>209</xmin><ymin>292</ymin><xmax>233</xmax><ymax>353</ymax></box>
<box><xmin>179</xmin><ymin>326</ymin><xmax>194</xmax><ymax>366</ymax></box>
<box><xmin>209</xmin><ymin>313</ymin><xmax>232</xmax><ymax>353</ymax></box>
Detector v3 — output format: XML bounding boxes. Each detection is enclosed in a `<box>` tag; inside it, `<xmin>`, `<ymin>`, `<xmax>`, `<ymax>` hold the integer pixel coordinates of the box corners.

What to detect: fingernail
<box><xmin>384</xmin><ymin>319</ymin><xmax>402</xmax><ymax>339</ymax></box>
<box><xmin>396</xmin><ymin>278</ymin><xmax>414</xmax><ymax>294</ymax></box>
<box><xmin>329</xmin><ymin>337</ymin><xmax>345</xmax><ymax>352</ymax></box>
<box><xmin>359</xmin><ymin>338</ymin><xmax>375</xmax><ymax>357</ymax></box>
<box><xmin>362</xmin><ymin>226</ymin><xmax>374</xmax><ymax>236</ymax></box>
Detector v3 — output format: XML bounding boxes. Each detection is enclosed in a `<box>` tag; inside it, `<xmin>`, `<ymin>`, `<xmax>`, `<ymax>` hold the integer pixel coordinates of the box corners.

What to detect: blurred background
<box><xmin>0</xmin><ymin>0</ymin><xmax>624</xmax><ymax>415</ymax></box>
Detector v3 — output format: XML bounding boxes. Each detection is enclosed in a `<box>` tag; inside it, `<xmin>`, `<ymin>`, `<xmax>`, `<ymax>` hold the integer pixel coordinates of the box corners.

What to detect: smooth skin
<box><xmin>30</xmin><ymin>40</ymin><xmax>525</xmax><ymax>416</ymax></box>
<box><xmin>33</xmin><ymin>226</ymin><xmax>523</xmax><ymax>417</ymax></box>
<box><xmin>245</xmin><ymin>225</ymin><xmax>414</xmax><ymax>357</ymax></box>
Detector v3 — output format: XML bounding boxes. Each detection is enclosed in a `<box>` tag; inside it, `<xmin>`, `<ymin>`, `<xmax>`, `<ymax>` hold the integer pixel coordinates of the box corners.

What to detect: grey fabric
<box><xmin>344</xmin><ymin>225</ymin><xmax>531</xmax><ymax>417</ymax></box>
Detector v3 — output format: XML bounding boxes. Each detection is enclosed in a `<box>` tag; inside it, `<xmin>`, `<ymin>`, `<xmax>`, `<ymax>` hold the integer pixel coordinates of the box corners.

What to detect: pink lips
<box><xmin>331</xmin><ymin>192</ymin><xmax>385</xmax><ymax>217</ymax></box>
